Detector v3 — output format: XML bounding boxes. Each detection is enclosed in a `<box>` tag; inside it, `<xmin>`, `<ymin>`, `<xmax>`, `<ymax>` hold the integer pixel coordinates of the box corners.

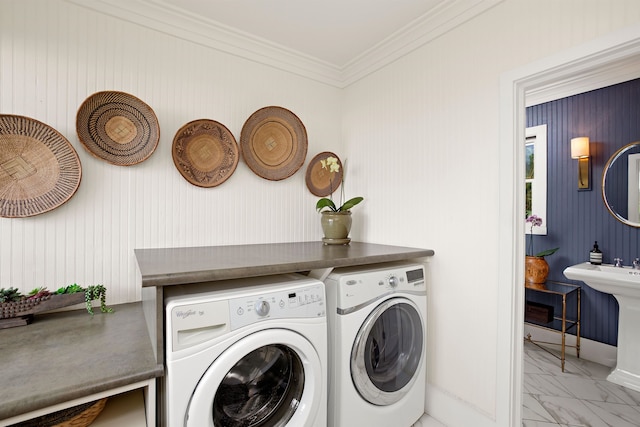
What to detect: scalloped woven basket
<box><xmin>172</xmin><ymin>119</ymin><xmax>239</xmax><ymax>187</ymax></box>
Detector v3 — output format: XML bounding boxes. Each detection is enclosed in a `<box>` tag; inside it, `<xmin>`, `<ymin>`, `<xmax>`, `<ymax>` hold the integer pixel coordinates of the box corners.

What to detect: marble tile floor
<box><xmin>523</xmin><ymin>340</ymin><xmax>640</xmax><ymax>426</ymax></box>
<box><xmin>411</xmin><ymin>341</ymin><xmax>640</xmax><ymax>427</ymax></box>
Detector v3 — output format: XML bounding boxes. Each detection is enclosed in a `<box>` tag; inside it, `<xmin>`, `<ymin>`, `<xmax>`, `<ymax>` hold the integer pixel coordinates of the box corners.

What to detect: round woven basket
<box><xmin>240</xmin><ymin>106</ymin><xmax>307</xmax><ymax>181</ymax></box>
<box><xmin>172</xmin><ymin>119</ymin><xmax>239</xmax><ymax>187</ymax></box>
<box><xmin>305</xmin><ymin>152</ymin><xmax>343</xmax><ymax>197</ymax></box>
<box><xmin>9</xmin><ymin>398</ymin><xmax>107</xmax><ymax>427</ymax></box>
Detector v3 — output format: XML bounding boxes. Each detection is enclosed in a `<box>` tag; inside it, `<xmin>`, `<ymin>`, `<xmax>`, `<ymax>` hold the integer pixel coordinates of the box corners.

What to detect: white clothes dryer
<box><xmin>324</xmin><ymin>262</ymin><xmax>427</xmax><ymax>427</ymax></box>
<box><xmin>164</xmin><ymin>274</ymin><xmax>327</xmax><ymax>427</ymax></box>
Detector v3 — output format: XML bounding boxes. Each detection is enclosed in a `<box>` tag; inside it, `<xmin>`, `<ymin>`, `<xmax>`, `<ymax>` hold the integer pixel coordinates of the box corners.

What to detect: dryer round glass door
<box><xmin>351</xmin><ymin>298</ymin><xmax>424</xmax><ymax>405</ymax></box>
<box><xmin>186</xmin><ymin>329</ymin><xmax>322</xmax><ymax>427</ymax></box>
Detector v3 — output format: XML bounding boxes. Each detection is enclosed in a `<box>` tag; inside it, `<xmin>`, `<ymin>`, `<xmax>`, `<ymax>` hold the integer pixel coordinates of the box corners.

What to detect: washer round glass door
<box><xmin>186</xmin><ymin>329</ymin><xmax>322</xmax><ymax>427</ymax></box>
<box><xmin>351</xmin><ymin>298</ymin><xmax>424</xmax><ymax>405</ymax></box>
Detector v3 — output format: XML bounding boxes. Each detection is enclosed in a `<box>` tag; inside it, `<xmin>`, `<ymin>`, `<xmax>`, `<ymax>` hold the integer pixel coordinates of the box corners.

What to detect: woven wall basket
<box><xmin>172</xmin><ymin>119</ymin><xmax>239</xmax><ymax>188</ymax></box>
<box><xmin>0</xmin><ymin>115</ymin><xmax>82</xmax><ymax>218</ymax></box>
<box><xmin>76</xmin><ymin>91</ymin><xmax>160</xmax><ymax>166</ymax></box>
<box><xmin>305</xmin><ymin>152</ymin><xmax>343</xmax><ymax>197</ymax></box>
<box><xmin>240</xmin><ymin>106</ymin><xmax>307</xmax><ymax>181</ymax></box>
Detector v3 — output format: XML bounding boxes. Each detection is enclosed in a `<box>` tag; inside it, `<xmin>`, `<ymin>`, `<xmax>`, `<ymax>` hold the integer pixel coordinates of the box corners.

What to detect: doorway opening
<box><xmin>499</xmin><ymin>25</ymin><xmax>640</xmax><ymax>426</ymax></box>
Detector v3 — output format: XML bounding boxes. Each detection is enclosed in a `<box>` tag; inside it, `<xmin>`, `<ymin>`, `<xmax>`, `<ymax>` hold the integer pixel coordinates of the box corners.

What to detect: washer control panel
<box><xmin>229</xmin><ymin>282</ymin><xmax>325</xmax><ymax>330</ymax></box>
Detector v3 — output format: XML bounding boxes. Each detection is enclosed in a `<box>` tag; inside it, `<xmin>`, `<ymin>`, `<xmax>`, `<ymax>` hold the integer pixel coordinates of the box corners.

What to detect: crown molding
<box><xmin>342</xmin><ymin>0</ymin><xmax>503</xmax><ymax>86</ymax></box>
<box><xmin>66</xmin><ymin>0</ymin><xmax>502</xmax><ymax>88</ymax></box>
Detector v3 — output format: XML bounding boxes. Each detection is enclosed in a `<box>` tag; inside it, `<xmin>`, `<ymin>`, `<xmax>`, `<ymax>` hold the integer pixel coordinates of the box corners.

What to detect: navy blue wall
<box><xmin>526</xmin><ymin>78</ymin><xmax>640</xmax><ymax>346</ymax></box>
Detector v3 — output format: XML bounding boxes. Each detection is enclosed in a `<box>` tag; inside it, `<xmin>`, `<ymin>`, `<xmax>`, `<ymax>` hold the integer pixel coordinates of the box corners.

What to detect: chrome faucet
<box><xmin>614</xmin><ymin>258</ymin><xmax>624</xmax><ymax>267</ymax></box>
<box><xmin>633</xmin><ymin>258</ymin><xmax>640</xmax><ymax>270</ymax></box>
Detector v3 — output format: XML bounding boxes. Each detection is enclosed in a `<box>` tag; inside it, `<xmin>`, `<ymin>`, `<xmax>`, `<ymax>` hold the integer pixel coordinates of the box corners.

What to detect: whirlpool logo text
<box><xmin>176</xmin><ymin>309</ymin><xmax>197</xmax><ymax>319</ymax></box>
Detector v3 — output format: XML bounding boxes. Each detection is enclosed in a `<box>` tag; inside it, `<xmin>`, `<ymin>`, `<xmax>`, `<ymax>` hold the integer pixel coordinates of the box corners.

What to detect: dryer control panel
<box><xmin>229</xmin><ymin>282</ymin><xmax>325</xmax><ymax>330</ymax></box>
<box><xmin>326</xmin><ymin>262</ymin><xmax>426</xmax><ymax>311</ymax></box>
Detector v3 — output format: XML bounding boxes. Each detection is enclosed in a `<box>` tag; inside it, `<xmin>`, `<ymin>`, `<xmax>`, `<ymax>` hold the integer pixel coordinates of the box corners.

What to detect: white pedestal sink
<box><xmin>564</xmin><ymin>262</ymin><xmax>640</xmax><ymax>392</ymax></box>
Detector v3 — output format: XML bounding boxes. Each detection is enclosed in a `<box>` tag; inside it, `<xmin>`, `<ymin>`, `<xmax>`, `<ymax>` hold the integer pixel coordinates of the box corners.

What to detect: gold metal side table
<box><xmin>524</xmin><ymin>281</ymin><xmax>581</xmax><ymax>372</ymax></box>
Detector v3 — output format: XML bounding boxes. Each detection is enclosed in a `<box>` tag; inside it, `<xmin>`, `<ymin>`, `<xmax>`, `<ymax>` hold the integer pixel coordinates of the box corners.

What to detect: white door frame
<box><xmin>498</xmin><ymin>25</ymin><xmax>640</xmax><ymax>426</ymax></box>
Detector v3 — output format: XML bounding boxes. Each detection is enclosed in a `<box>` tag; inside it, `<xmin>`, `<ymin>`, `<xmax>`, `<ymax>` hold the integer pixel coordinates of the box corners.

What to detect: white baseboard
<box><xmin>424</xmin><ymin>383</ymin><xmax>495</xmax><ymax>427</ymax></box>
<box><xmin>523</xmin><ymin>324</ymin><xmax>617</xmax><ymax>368</ymax></box>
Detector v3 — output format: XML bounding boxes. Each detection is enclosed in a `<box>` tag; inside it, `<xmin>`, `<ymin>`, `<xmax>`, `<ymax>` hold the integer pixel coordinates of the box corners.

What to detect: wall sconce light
<box><xmin>571</xmin><ymin>137</ymin><xmax>591</xmax><ymax>190</ymax></box>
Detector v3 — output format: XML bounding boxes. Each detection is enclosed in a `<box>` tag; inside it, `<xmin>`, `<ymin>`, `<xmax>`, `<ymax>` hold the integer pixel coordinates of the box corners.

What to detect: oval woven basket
<box><xmin>0</xmin><ymin>115</ymin><xmax>82</xmax><ymax>218</ymax></box>
<box><xmin>76</xmin><ymin>91</ymin><xmax>160</xmax><ymax>166</ymax></box>
<box><xmin>9</xmin><ymin>398</ymin><xmax>107</xmax><ymax>427</ymax></box>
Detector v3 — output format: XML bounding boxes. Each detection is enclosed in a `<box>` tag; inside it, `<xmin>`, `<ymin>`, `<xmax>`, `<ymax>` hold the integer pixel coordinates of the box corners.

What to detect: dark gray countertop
<box><xmin>135</xmin><ymin>241</ymin><xmax>435</xmax><ymax>287</ymax></box>
<box><xmin>0</xmin><ymin>302</ymin><xmax>164</xmax><ymax>421</ymax></box>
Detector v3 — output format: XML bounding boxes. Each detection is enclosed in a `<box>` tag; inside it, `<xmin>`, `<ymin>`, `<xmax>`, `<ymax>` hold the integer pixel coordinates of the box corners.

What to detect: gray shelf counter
<box><xmin>134</xmin><ymin>241</ymin><xmax>434</xmax><ymax>287</ymax></box>
<box><xmin>0</xmin><ymin>302</ymin><xmax>163</xmax><ymax>423</ymax></box>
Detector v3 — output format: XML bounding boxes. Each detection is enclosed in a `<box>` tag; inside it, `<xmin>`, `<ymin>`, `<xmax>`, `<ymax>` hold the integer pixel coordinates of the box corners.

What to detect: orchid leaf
<box><xmin>338</xmin><ymin>197</ymin><xmax>364</xmax><ymax>211</ymax></box>
<box><xmin>316</xmin><ymin>198</ymin><xmax>337</xmax><ymax>212</ymax></box>
<box><xmin>535</xmin><ymin>247</ymin><xmax>559</xmax><ymax>258</ymax></box>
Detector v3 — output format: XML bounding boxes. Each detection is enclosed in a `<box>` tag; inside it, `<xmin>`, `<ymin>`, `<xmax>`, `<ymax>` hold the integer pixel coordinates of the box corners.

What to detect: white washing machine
<box><xmin>164</xmin><ymin>274</ymin><xmax>327</xmax><ymax>427</ymax></box>
<box><xmin>324</xmin><ymin>262</ymin><xmax>427</xmax><ymax>427</ymax></box>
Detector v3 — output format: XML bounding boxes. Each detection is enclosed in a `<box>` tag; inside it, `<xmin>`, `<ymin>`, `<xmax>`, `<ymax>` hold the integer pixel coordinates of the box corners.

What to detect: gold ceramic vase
<box><xmin>321</xmin><ymin>211</ymin><xmax>352</xmax><ymax>245</ymax></box>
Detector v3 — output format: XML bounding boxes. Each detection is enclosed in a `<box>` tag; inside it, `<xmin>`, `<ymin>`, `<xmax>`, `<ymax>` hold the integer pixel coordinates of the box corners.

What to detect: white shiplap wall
<box><xmin>344</xmin><ymin>0</ymin><xmax>640</xmax><ymax>424</ymax></box>
<box><xmin>0</xmin><ymin>0</ymin><xmax>343</xmax><ymax>304</ymax></box>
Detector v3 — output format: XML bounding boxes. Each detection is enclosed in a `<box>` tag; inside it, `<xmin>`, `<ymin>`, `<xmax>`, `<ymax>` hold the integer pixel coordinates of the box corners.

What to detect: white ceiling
<box><xmin>156</xmin><ymin>0</ymin><xmax>451</xmax><ymax>67</ymax></box>
<box><xmin>76</xmin><ymin>0</ymin><xmax>503</xmax><ymax>86</ymax></box>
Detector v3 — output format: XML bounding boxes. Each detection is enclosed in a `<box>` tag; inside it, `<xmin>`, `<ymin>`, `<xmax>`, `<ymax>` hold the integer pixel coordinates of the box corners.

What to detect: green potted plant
<box><xmin>315</xmin><ymin>156</ymin><xmax>364</xmax><ymax>244</ymax></box>
<box><xmin>54</xmin><ymin>283</ymin><xmax>113</xmax><ymax>316</ymax></box>
<box><xmin>0</xmin><ymin>283</ymin><xmax>113</xmax><ymax>328</ymax></box>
